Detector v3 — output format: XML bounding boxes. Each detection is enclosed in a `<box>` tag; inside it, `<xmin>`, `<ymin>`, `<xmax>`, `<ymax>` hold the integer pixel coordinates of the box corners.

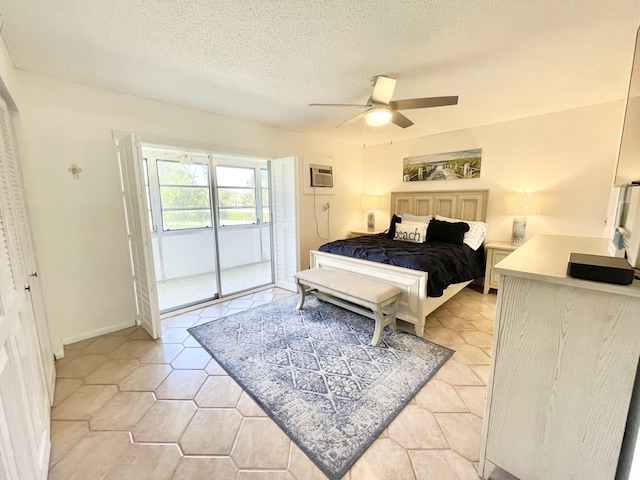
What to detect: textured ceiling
<box><xmin>1</xmin><ymin>0</ymin><xmax>639</xmax><ymax>146</ymax></box>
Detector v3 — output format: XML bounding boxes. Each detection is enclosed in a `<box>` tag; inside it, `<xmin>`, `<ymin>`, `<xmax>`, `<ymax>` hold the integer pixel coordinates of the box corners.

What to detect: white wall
<box><xmin>362</xmin><ymin>102</ymin><xmax>624</xmax><ymax>243</ymax></box>
<box><xmin>1</xmin><ymin>42</ymin><xmax>625</xmax><ymax>346</ymax></box>
<box><xmin>8</xmin><ymin>70</ymin><xmax>362</xmax><ymax>344</ymax></box>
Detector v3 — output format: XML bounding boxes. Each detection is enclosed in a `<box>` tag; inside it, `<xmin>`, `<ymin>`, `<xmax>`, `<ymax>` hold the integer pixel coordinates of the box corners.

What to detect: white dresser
<box><xmin>480</xmin><ymin>235</ymin><xmax>640</xmax><ymax>480</ymax></box>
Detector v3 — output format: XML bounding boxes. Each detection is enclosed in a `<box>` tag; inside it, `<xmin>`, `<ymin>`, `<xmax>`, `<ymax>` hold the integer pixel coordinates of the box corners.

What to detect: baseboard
<box><xmin>62</xmin><ymin>320</ymin><xmax>136</xmax><ymax>346</ymax></box>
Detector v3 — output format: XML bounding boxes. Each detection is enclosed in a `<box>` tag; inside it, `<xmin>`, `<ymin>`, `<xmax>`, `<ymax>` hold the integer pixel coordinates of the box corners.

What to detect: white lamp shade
<box><xmin>365</xmin><ymin>107</ymin><xmax>392</xmax><ymax>126</ymax></box>
<box><xmin>361</xmin><ymin>195</ymin><xmax>383</xmax><ymax>211</ymax></box>
<box><xmin>505</xmin><ymin>192</ymin><xmax>542</xmax><ymax>216</ymax></box>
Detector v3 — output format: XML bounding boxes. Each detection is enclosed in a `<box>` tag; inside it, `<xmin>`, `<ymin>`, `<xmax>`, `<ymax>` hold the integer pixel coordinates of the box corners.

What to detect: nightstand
<box><xmin>349</xmin><ymin>229</ymin><xmax>386</xmax><ymax>237</ymax></box>
<box><xmin>484</xmin><ymin>241</ymin><xmax>519</xmax><ymax>294</ymax></box>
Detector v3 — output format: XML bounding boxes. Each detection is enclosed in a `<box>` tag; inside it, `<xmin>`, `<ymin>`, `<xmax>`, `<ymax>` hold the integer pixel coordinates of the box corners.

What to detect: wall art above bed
<box><xmin>403</xmin><ymin>148</ymin><xmax>482</xmax><ymax>182</ymax></box>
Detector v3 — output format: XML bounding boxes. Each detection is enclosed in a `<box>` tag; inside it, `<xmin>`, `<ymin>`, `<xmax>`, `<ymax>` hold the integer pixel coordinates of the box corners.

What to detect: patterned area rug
<box><xmin>188</xmin><ymin>295</ymin><xmax>453</xmax><ymax>480</ymax></box>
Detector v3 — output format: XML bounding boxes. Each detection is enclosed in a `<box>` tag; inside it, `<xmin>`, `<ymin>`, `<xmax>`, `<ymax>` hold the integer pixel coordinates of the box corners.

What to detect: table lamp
<box><xmin>505</xmin><ymin>192</ymin><xmax>542</xmax><ymax>245</ymax></box>
<box><xmin>361</xmin><ymin>195</ymin><xmax>383</xmax><ymax>232</ymax></box>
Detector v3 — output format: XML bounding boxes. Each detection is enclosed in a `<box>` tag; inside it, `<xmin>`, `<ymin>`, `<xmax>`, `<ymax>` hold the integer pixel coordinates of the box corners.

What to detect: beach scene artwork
<box><xmin>403</xmin><ymin>148</ymin><xmax>482</xmax><ymax>182</ymax></box>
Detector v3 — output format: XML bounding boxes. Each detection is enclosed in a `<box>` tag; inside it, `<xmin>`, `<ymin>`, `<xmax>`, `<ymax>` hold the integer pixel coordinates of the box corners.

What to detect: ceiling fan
<box><xmin>309</xmin><ymin>75</ymin><xmax>458</xmax><ymax>128</ymax></box>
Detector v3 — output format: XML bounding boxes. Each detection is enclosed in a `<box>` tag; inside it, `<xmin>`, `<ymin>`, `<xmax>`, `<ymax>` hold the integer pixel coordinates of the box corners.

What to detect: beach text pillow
<box><xmin>394</xmin><ymin>221</ymin><xmax>428</xmax><ymax>243</ymax></box>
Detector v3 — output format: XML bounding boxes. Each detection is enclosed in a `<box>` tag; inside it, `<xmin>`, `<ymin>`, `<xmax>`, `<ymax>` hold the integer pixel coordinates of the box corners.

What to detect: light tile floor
<box><xmin>49</xmin><ymin>286</ymin><xmax>496</xmax><ymax>480</ymax></box>
<box><xmin>157</xmin><ymin>262</ymin><xmax>273</xmax><ymax>312</ymax></box>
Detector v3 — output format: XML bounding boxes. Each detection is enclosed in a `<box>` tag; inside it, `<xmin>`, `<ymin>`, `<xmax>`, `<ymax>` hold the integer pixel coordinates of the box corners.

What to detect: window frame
<box><xmin>215</xmin><ymin>164</ymin><xmax>267</xmax><ymax>228</ymax></box>
<box><xmin>156</xmin><ymin>159</ymin><xmax>214</xmax><ymax>232</ymax></box>
<box><xmin>142</xmin><ymin>158</ymin><xmax>156</xmax><ymax>233</ymax></box>
<box><xmin>261</xmin><ymin>168</ymin><xmax>270</xmax><ymax>224</ymax></box>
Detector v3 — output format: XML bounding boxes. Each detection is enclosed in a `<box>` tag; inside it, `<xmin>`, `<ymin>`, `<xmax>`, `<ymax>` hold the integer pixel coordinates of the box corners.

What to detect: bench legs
<box><xmin>371</xmin><ymin>296</ymin><xmax>400</xmax><ymax>347</ymax></box>
<box><xmin>294</xmin><ymin>277</ymin><xmax>401</xmax><ymax>348</ymax></box>
<box><xmin>371</xmin><ymin>305</ymin><xmax>386</xmax><ymax>347</ymax></box>
<box><xmin>295</xmin><ymin>278</ymin><xmax>306</xmax><ymax>310</ymax></box>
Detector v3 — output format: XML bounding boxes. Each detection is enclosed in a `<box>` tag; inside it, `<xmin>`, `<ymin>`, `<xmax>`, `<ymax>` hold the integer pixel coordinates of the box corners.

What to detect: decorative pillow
<box><xmin>426</xmin><ymin>219</ymin><xmax>470</xmax><ymax>245</ymax></box>
<box><xmin>394</xmin><ymin>221</ymin><xmax>428</xmax><ymax>243</ymax></box>
<box><xmin>436</xmin><ymin>215</ymin><xmax>488</xmax><ymax>250</ymax></box>
<box><xmin>401</xmin><ymin>213</ymin><xmax>433</xmax><ymax>226</ymax></box>
<box><xmin>387</xmin><ymin>214</ymin><xmax>402</xmax><ymax>239</ymax></box>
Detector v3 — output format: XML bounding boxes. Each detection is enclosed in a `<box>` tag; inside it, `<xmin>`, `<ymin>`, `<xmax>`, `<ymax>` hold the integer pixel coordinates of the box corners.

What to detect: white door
<box><xmin>0</xmin><ymin>109</ymin><xmax>56</xmax><ymax>401</ymax></box>
<box><xmin>271</xmin><ymin>157</ymin><xmax>298</xmax><ymax>291</ymax></box>
<box><xmin>0</xmin><ymin>96</ymin><xmax>51</xmax><ymax>480</ymax></box>
<box><xmin>115</xmin><ymin>134</ymin><xmax>161</xmax><ymax>339</ymax></box>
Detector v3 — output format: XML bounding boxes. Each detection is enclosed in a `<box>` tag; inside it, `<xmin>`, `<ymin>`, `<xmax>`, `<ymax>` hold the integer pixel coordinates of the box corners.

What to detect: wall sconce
<box><xmin>505</xmin><ymin>192</ymin><xmax>542</xmax><ymax>245</ymax></box>
<box><xmin>68</xmin><ymin>164</ymin><xmax>82</xmax><ymax>180</ymax></box>
<box><xmin>361</xmin><ymin>195</ymin><xmax>384</xmax><ymax>232</ymax></box>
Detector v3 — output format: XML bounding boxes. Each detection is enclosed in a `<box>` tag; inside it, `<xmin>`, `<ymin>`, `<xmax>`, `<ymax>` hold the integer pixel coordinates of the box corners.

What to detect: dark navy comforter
<box><xmin>318</xmin><ymin>233</ymin><xmax>485</xmax><ymax>297</ymax></box>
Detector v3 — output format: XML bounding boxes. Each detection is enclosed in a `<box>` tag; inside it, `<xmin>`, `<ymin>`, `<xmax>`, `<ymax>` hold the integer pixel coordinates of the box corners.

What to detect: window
<box><xmin>157</xmin><ymin>160</ymin><xmax>212</xmax><ymax>230</ymax></box>
<box><xmin>261</xmin><ymin>168</ymin><xmax>270</xmax><ymax>223</ymax></box>
<box><xmin>216</xmin><ymin>166</ymin><xmax>257</xmax><ymax>226</ymax></box>
<box><xmin>142</xmin><ymin>159</ymin><xmax>154</xmax><ymax>232</ymax></box>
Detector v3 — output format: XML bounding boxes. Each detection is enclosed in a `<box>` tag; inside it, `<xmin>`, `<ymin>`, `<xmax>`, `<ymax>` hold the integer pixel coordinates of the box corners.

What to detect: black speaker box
<box><xmin>567</xmin><ymin>253</ymin><xmax>634</xmax><ymax>285</ymax></box>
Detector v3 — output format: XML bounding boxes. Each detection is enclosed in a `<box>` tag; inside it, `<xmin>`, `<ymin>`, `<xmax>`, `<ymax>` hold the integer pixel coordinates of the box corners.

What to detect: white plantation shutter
<box><xmin>271</xmin><ymin>157</ymin><xmax>298</xmax><ymax>291</ymax></box>
<box><xmin>0</xmin><ymin>207</ymin><xmax>16</xmax><ymax>305</ymax></box>
<box><xmin>116</xmin><ymin>133</ymin><xmax>160</xmax><ymax>339</ymax></box>
<box><xmin>0</xmin><ymin>116</ymin><xmax>26</xmax><ymax>292</ymax></box>
<box><xmin>0</xmin><ymin>95</ymin><xmax>51</xmax><ymax>480</ymax></box>
<box><xmin>0</xmin><ymin>105</ymin><xmax>55</xmax><ymax>399</ymax></box>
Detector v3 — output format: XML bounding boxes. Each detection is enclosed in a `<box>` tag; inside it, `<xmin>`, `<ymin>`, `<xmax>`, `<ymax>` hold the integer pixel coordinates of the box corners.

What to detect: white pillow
<box><xmin>401</xmin><ymin>213</ymin><xmax>433</xmax><ymax>226</ymax></box>
<box><xmin>394</xmin><ymin>221</ymin><xmax>428</xmax><ymax>243</ymax></box>
<box><xmin>436</xmin><ymin>215</ymin><xmax>488</xmax><ymax>250</ymax></box>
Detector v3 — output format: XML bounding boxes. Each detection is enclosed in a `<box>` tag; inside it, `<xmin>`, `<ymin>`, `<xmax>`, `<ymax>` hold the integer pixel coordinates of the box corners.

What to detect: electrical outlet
<box><xmin>323</xmin><ymin>202</ymin><xmax>330</xmax><ymax>211</ymax></box>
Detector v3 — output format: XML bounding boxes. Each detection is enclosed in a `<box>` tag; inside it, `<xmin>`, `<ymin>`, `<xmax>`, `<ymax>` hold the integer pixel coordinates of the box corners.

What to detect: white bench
<box><xmin>293</xmin><ymin>268</ymin><xmax>402</xmax><ymax>347</ymax></box>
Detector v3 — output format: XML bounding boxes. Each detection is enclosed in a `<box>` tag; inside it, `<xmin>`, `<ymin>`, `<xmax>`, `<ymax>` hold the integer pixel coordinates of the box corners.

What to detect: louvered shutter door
<box><xmin>116</xmin><ymin>134</ymin><xmax>160</xmax><ymax>339</ymax></box>
<box><xmin>0</xmin><ymin>95</ymin><xmax>50</xmax><ymax>480</ymax></box>
<box><xmin>0</xmin><ymin>201</ymin><xmax>16</xmax><ymax>308</ymax></box>
<box><xmin>0</xmin><ymin>104</ymin><xmax>55</xmax><ymax>399</ymax></box>
<box><xmin>270</xmin><ymin>157</ymin><xmax>298</xmax><ymax>291</ymax></box>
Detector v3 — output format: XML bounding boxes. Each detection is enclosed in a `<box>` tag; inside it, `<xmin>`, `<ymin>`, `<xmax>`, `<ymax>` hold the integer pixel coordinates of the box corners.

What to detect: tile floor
<box><xmin>157</xmin><ymin>262</ymin><xmax>273</xmax><ymax>312</ymax></box>
<box><xmin>49</xmin><ymin>285</ymin><xmax>496</xmax><ymax>480</ymax></box>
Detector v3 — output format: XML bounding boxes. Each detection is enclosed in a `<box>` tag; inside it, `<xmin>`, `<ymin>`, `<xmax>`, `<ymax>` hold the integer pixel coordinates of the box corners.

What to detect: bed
<box><xmin>309</xmin><ymin>189</ymin><xmax>489</xmax><ymax>337</ymax></box>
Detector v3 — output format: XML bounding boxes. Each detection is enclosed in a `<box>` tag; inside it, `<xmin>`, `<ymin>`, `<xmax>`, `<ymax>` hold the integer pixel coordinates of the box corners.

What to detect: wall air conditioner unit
<box><xmin>310</xmin><ymin>164</ymin><xmax>333</xmax><ymax>188</ymax></box>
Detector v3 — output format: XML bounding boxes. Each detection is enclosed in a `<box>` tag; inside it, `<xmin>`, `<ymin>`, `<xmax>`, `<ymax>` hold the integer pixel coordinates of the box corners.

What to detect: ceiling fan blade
<box><xmin>371</xmin><ymin>76</ymin><xmax>396</xmax><ymax>105</ymax></box>
<box><xmin>390</xmin><ymin>96</ymin><xmax>458</xmax><ymax>110</ymax></box>
<box><xmin>309</xmin><ymin>103</ymin><xmax>368</xmax><ymax>107</ymax></box>
<box><xmin>391</xmin><ymin>111</ymin><xmax>414</xmax><ymax>128</ymax></box>
<box><xmin>337</xmin><ymin>111</ymin><xmax>366</xmax><ymax>128</ymax></box>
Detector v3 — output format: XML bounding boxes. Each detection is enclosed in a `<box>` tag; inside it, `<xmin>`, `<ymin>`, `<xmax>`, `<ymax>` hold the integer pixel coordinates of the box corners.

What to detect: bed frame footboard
<box><xmin>309</xmin><ymin>250</ymin><xmax>470</xmax><ymax>337</ymax></box>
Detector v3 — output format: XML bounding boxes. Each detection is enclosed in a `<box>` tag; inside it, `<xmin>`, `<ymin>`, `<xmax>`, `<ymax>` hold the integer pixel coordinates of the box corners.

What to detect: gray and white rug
<box><xmin>188</xmin><ymin>295</ymin><xmax>453</xmax><ymax>480</ymax></box>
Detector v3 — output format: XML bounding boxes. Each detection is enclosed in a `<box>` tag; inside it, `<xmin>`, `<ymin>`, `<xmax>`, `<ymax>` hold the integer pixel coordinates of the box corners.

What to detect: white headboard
<box><xmin>390</xmin><ymin>189</ymin><xmax>489</xmax><ymax>222</ymax></box>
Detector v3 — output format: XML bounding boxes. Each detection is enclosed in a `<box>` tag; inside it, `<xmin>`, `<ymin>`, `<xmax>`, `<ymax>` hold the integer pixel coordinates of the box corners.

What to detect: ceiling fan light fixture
<box><xmin>365</xmin><ymin>106</ymin><xmax>392</xmax><ymax>126</ymax></box>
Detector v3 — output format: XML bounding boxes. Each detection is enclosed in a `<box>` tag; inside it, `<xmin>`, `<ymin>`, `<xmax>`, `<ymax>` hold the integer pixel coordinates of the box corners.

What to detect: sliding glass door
<box><xmin>144</xmin><ymin>149</ymin><xmax>219</xmax><ymax>312</ymax></box>
<box><xmin>142</xmin><ymin>147</ymin><xmax>273</xmax><ymax>312</ymax></box>
<box><xmin>214</xmin><ymin>164</ymin><xmax>273</xmax><ymax>296</ymax></box>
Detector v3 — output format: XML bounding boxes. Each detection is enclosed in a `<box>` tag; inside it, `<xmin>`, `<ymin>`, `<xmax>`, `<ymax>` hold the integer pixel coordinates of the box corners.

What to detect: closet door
<box><xmin>0</xmin><ymin>97</ymin><xmax>50</xmax><ymax>480</ymax></box>
<box><xmin>115</xmin><ymin>134</ymin><xmax>160</xmax><ymax>339</ymax></box>
<box><xmin>271</xmin><ymin>157</ymin><xmax>298</xmax><ymax>291</ymax></box>
<box><xmin>0</xmin><ymin>106</ymin><xmax>55</xmax><ymax>400</ymax></box>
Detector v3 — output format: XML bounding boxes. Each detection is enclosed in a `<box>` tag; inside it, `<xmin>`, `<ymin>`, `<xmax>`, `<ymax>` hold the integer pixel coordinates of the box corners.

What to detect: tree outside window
<box><xmin>157</xmin><ymin>161</ymin><xmax>212</xmax><ymax>230</ymax></box>
<box><xmin>216</xmin><ymin>166</ymin><xmax>257</xmax><ymax>226</ymax></box>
